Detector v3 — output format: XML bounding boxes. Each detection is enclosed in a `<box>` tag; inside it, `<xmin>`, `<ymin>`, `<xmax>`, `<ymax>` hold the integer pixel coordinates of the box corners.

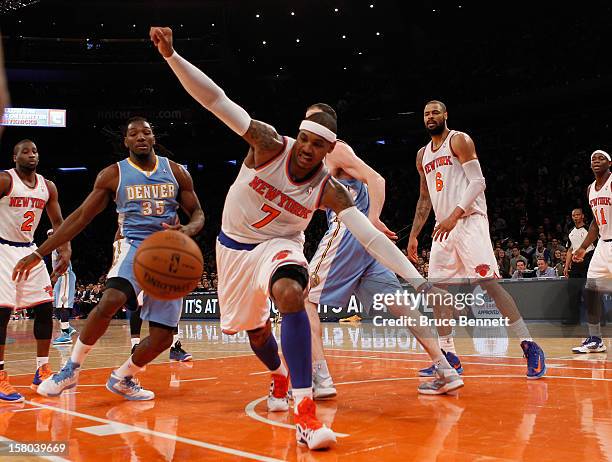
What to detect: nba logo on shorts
<box><xmin>475</xmin><ymin>264</ymin><xmax>490</xmax><ymax>277</ymax></box>
<box><xmin>272</xmin><ymin>250</ymin><xmax>292</xmax><ymax>262</ymax></box>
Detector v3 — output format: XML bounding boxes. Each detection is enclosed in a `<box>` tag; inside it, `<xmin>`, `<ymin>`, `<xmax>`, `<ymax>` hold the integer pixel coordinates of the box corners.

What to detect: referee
<box><xmin>564</xmin><ymin>208</ymin><xmax>594</xmax><ymax>324</ymax></box>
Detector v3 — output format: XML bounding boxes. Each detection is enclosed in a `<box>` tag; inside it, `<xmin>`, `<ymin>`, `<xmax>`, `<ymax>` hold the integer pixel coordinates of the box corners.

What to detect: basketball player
<box><xmin>13</xmin><ymin>117</ymin><xmax>204</xmax><ymax>400</ymax></box>
<box><xmin>0</xmin><ymin>139</ymin><xmax>71</xmax><ymax>402</ymax></box>
<box><xmin>151</xmin><ymin>27</ymin><xmax>463</xmax><ymax>450</ymax></box>
<box><xmin>571</xmin><ymin>150</ymin><xmax>609</xmax><ymax>354</ymax></box>
<box><xmin>47</xmin><ymin>229</ymin><xmax>78</xmax><ymax>345</ymax></box>
<box><xmin>304</xmin><ymin>103</ymin><xmax>421</xmax><ymax>399</ymax></box>
<box><xmin>407</xmin><ymin>101</ymin><xmax>546</xmax><ymax>379</ymax></box>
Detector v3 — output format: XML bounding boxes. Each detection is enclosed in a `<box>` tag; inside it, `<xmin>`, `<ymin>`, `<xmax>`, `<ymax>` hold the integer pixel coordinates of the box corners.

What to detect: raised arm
<box><xmin>327</xmin><ymin>142</ymin><xmax>396</xmax><ymax>239</ymax></box>
<box><xmin>150</xmin><ymin>26</ymin><xmax>284</xmax><ymax>167</ymax></box>
<box><xmin>44</xmin><ymin>179</ymin><xmax>72</xmax><ymax>278</ymax></box>
<box><xmin>12</xmin><ymin>165</ymin><xmax>117</xmax><ymax>282</ymax></box>
<box><xmin>320</xmin><ymin>177</ymin><xmax>428</xmax><ymax>290</ymax></box>
<box><xmin>407</xmin><ymin>148</ymin><xmax>432</xmax><ymax>262</ymax></box>
<box><xmin>166</xmin><ymin>161</ymin><xmax>205</xmax><ymax>237</ymax></box>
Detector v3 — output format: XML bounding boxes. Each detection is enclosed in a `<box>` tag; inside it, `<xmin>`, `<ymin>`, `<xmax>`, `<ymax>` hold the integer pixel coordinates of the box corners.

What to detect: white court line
<box><xmin>177</xmin><ymin>377</ymin><xmax>218</xmax><ymax>383</ymax></box>
<box><xmin>250</xmin><ymin>371</ymin><xmax>271</xmax><ymax>376</ymax></box>
<box><xmin>244</xmin><ymin>397</ymin><xmax>350</xmax><ymax>438</ymax></box>
<box><xmin>334</xmin><ymin>374</ymin><xmax>612</xmax><ymax>385</ymax></box>
<box><xmin>22</xmin><ymin>399</ymin><xmax>284</xmax><ymax>462</ymax></box>
<box><xmin>0</xmin><ymin>435</ymin><xmax>69</xmax><ymax>461</ymax></box>
<box><xmin>326</xmin><ymin>354</ymin><xmax>612</xmax><ymax>372</ymax></box>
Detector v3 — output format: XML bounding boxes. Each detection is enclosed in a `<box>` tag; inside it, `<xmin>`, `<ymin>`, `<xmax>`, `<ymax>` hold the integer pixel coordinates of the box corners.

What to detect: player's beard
<box><xmin>427</xmin><ymin>122</ymin><xmax>445</xmax><ymax>135</ymax></box>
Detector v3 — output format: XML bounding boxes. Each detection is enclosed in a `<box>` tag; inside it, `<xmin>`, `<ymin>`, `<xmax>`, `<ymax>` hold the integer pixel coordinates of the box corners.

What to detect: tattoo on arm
<box><xmin>410</xmin><ymin>149</ymin><xmax>432</xmax><ymax>237</ymax></box>
<box><xmin>321</xmin><ymin>177</ymin><xmax>354</xmax><ymax>213</ymax></box>
<box><xmin>244</xmin><ymin>120</ymin><xmax>282</xmax><ymax>152</ymax></box>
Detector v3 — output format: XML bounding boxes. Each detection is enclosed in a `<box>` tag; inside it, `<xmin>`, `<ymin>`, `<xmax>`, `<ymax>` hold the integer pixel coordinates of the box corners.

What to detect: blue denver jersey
<box><xmin>115</xmin><ymin>156</ymin><xmax>180</xmax><ymax>243</ymax></box>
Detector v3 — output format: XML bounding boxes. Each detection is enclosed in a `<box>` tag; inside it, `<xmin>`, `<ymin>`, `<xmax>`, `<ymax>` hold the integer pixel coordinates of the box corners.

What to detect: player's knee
<box><xmin>148</xmin><ymin>322</ymin><xmax>175</xmax><ymax>352</ymax></box>
<box><xmin>33</xmin><ymin>302</ymin><xmax>53</xmax><ymax>340</ymax></box>
<box><xmin>96</xmin><ymin>291</ymin><xmax>126</xmax><ymax>320</ymax></box>
<box><xmin>270</xmin><ymin>265</ymin><xmax>308</xmax><ymax>314</ymax></box>
<box><xmin>247</xmin><ymin>320</ymin><xmax>271</xmax><ymax>348</ymax></box>
<box><xmin>0</xmin><ymin>308</ymin><xmax>11</xmax><ymax>344</ymax></box>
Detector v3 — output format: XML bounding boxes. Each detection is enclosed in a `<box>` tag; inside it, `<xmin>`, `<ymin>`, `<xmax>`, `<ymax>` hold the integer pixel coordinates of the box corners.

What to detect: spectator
<box><xmin>520</xmin><ymin>238</ymin><xmax>535</xmax><ymax>261</ymax></box>
<box><xmin>535</xmin><ymin>257</ymin><xmax>556</xmax><ymax>278</ymax></box>
<box><xmin>552</xmin><ymin>249</ymin><xmax>565</xmax><ymax>276</ymax></box>
<box><xmin>496</xmin><ymin>249</ymin><xmax>511</xmax><ymax>278</ymax></box>
<box><xmin>532</xmin><ymin>239</ymin><xmax>552</xmax><ymax>266</ymax></box>
<box><xmin>510</xmin><ymin>247</ymin><xmax>528</xmax><ymax>273</ymax></box>
<box><xmin>512</xmin><ymin>260</ymin><xmax>528</xmax><ymax>279</ymax></box>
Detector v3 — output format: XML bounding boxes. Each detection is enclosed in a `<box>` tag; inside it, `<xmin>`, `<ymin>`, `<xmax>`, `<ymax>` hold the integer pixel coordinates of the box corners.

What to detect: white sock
<box><xmin>60</xmin><ymin>322</ymin><xmax>70</xmax><ymax>331</ymax></box>
<box><xmin>587</xmin><ymin>323</ymin><xmax>602</xmax><ymax>338</ymax></box>
<box><xmin>0</xmin><ymin>360</ymin><xmax>4</xmax><ymax>370</ymax></box>
<box><xmin>313</xmin><ymin>360</ymin><xmax>330</xmax><ymax>378</ymax></box>
<box><xmin>130</xmin><ymin>337</ymin><xmax>140</xmax><ymax>348</ymax></box>
<box><xmin>272</xmin><ymin>362</ymin><xmax>288</xmax><ymax>377</ymax></box>
<box><xmin>438</xmin><ymin>334</ymin><xmax>456</xmax><ymax>354</ymax></box>
<box><xmin>70</xmin><ymin>338</ymin><xmax>93</xmax><ymax>366</ymax></box>
<box><xmin>36</xmin><ymin>357</ymin><xmax>49</xmax><ymax>369</ymax></box>
<box><xmin>172</xmin><ymin>333</ymin><xmax>179</xmax><ymax>347</ymax></box>
<box><xmin>433</xmin><ymin>352</ymin><xmax>452</xmax><ymax>370</ymax></box>
<box><xmin>115</xmin><ymin>356</ymin><xmax>143</xmax><ymax>379</ymax></box>
<box><xmin>292</xmin><ymin>387</ymin><xmax>313</xmax><ymax>413</ymax></box>
<box><xmin>508</xmin><ymin>319</ymin><xmax>532</xmax><ymax>342</ymax></box>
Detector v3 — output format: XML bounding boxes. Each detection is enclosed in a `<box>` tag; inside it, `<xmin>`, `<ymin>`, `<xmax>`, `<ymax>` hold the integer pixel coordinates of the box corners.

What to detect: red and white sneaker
<box><xmin>267</xmin><ymin>373</ymin><xmax>289</xmax><ymax>412</ymax></box>
<box><xmin>295</xmin><ymin>397</ymin><xmax>337</xmax><ymax>450</ymax></box>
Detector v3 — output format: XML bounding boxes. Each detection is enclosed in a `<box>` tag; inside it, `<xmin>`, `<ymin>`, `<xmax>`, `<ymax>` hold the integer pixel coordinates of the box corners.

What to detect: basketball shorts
<box><xmin>429</xmin><ymin>213</ymin><xmax>500</xmax><ymax>282</ymax></box>
<box><xmin>586</xmin><ymin>241</ymin><xmax>612</xmax><ymax>290</ymax></box>
<box><xmin>308</xmin><ymin>224</ymin><xmax>401</xmax><ymax>314</ymax></box>
<box><xmin>0</xmin><ymin>242</ymin><xmax>53</xmax><ymax>309</ymax></box>
<box><xmin>216</xmin><ymin>233</ymin><xmax>308</xmax><ymax>334</ymax></box>
<box><xmin>54</xmin><ymin>269</ymin><xmax>76</xmax><ymax>308</ymax></box>
<box><xmin>107</xmin><ymin>238</ymin><xmax>182</xmax><ymax>328</ymax></box>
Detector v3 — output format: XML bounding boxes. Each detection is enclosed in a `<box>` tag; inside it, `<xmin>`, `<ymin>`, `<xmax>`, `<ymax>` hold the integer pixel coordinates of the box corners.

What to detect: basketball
<box><xmin>133</xmin><ymin>230</ymin><xmax>203</xmax><ymax>300</ymax></box>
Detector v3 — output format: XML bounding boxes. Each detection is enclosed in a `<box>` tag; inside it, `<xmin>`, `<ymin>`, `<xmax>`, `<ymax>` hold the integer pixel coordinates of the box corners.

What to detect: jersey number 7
<box><xmin>252</xmin><ymin>204</ymin><xmax>281</xmax><ymax>229</ymax></box>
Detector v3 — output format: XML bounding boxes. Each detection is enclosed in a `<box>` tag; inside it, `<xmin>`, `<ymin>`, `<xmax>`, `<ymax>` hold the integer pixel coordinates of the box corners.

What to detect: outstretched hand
<box><xmin>150</xmin><ymin>26</ymin><xmax>174</xmax><ymax>58</ymax></box>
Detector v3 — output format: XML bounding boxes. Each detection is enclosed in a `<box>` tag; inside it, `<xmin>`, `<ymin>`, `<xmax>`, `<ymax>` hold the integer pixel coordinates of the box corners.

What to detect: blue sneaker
<box><xmin>106</xmin><ymin>372</ymin><xmax>154</xmax><ymax>401</ymax></box>
<box><xmin>169</xmin><ymin>341</ymin><xmax>192</xmax><ymax>362</ymax></box>
<box><xmin>30</xmin><ymin>363</ymin><xmax>53</xmax><ymax>391</ymax></box>
<box><xmin>521</xmin><ymin>341</ymin><xmax>546</xmax><ymax>379</ymax></box>
<box><xmin>53</xmin><ymin>333</ymin><xmax>72</xmax><ymax>345</ymax></box>
<box><xmin>0</xmin><ymin>371</ymin><xmax>24</xmax><ymax>403</ymax></box>
<box><xmin>37</xmin><ymin>359</ymin><xmax>80</xmax><ymax>397</ymax></box>
<box><xmin>419</xmin><ymin>350</ymin><xmax>464</xmax><ymax>377</ymax></box>
<box><xmin>67</xmin><ymin>326</ymin><xmax>77</xmax><ymax>337</ymax></box>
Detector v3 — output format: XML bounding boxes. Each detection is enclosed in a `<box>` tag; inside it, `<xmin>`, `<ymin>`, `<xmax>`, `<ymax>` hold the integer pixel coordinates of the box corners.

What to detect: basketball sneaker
<box><xmin>267</xmin><ymin>373</ymin><xmax>289</xmax><ymax>412</ymax></box>
<box><xmin>37</xmin><ymin>359</ymin><xmax>80</xmax><ymax>397</ymax></box>
<box><xmin>67</xmin><ymin>326</ymin><xmax>77</xmax><ymax>337</ymax></box>
<box><xmin>521</xmin><ymin>340</ymin><xmax>546</xmax><ymax>379</ymax></box>
<box><xmin>313</xmin><ymin>373</ymin><xmax>337</xmax><ymax>400</ymax></box>
<box><xmin>295</xmin><ymin>397</ymin><xmax>337</xmax><ymax>450</ymax></box>
<box><xmin>419</xmin><ymin>350</ymin><xmax>464</xmax><ymax>377</ymax></box>
<box><xmin>53</xmin><ymin>333</ymin><xmax>72</xmax><ymax>345</ymax></box>
<box><xmin>169</xmin><ymin>341</ymin><xmax>192</xmax><ymax>362</ymax></box>
<box><xmin>418</xmin><ymin>366</ymin><xmax>464</xmax><ymax>395</ymax></box>
<box><xmin>31</xmin><ymin>363</ymin><xmax>53</xmax><ymax>391</ymax></box>
<box><xmin>131</xmin><ymin>343</ymin><xmax>139</xmax><ymax>355</ymax></box>
<box><xmin>572</xmin><ymin>336</ymin><xmax>607</xmax><ymax>354</ymax></box>
<box><xmin>0</xmin><ymin>371</ymin><xmax>24</xmax><ymax>403</ymax></box>
<box><xmin>106</xmin><ymin>372</ymin><xmax>155</xmax><ymax>401</ymax></box>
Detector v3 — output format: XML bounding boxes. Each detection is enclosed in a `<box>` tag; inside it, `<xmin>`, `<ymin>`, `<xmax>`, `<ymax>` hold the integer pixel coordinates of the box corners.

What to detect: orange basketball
<box><xmin>133</xmin><ymin>230</ymin><xmax>204</xmax><ymax>300</ymax></box>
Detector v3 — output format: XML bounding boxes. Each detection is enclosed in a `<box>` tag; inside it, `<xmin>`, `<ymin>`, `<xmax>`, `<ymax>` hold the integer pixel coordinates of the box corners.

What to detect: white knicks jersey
<box><xmin>222</xmin><ymin>136</ymin><xmax>331</xmax><ymax>244</ymax></box>
<box><xmin>588</xmin><ymin>173</ymin><xmax>612</xmax><ymax>240</ymax></box>
<box><xmin>0</xmin><ymin>169</ymin><xmax>49</xmax><ymax>243</ymax></box>
<box><xmin>422</xmin><ymin>130</ymin><xmax>487</xmax><ymax>223</ymax></box>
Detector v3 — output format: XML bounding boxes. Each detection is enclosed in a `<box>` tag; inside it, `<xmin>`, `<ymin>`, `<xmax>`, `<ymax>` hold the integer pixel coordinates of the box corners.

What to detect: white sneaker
<box><xmin>295</xmin><ymin>397</ymin><xmax>337</xmax><ymax>450</ymax></box>
<box><xmin>313</xmin><ymin>374</ymin><xmax>337</xmax><ymax>400</ymax></box>
<box><xmin>266</xmin><ymin>373</ymin><xmax>289</xmax><ymax>412</ymax></box>
<box><xmin>37</xmin><ymin>359</ymin><xmax>80</xmax><ymax>397</ymax></box>
<box><xmin>106</xmin><ymin>372</ymin><xmax>154</xmax><ymax>401</ymax></box>
<box><xmin>418</xmin><ymin>367</ymin><xmax>464</xmax><ymax>395</ymax></box>
<box><xmin>572</xmin><ymin>336</ymin><xmax>607</xmax><ymax>354</ymax></box>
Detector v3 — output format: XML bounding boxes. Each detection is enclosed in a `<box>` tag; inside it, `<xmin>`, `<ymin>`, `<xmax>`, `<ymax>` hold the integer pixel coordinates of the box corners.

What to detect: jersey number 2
<box><xmin>21</xmin><ymin>211</ymin><xmax>35</xmax><ymax>231</ymax></box>
<box><xmin>252</xmin><ymin>204</ymin><xmax>281</xmax><ymax>229</ymax></box>
<box><xmin>595</xmin><ymin>208</ymin><xmax>608</xmax><ymax>226</ymax></box>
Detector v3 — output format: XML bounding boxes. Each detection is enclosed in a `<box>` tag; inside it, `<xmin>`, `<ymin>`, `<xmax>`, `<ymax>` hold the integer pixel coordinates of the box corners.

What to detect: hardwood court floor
<box><xmin>1</xmin><ymin>319</ymin><xmax>611</xmax><ymax>462</ymax></box>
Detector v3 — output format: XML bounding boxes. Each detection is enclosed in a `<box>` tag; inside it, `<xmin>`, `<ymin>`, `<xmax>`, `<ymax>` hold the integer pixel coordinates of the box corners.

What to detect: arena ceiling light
<box><xmin>0</xmin><ymin>0</ymin><xmax>40</xmax><ymax>14</ymax></box>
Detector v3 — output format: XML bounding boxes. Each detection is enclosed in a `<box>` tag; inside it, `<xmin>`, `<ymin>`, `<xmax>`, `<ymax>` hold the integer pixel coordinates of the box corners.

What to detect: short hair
<box><xmin>537</xmin><ymin>257</ymin><xmax>547</xmax><ymax>263</ymax></box>
<box><xmin>425</xmin><ymin>100</ymin><xmax>447</xmax><ymax>112</ymax></box>
<box><xmin>572</xmin><ymin>208</ymin><xmax>584</xmax><ymax>214</ymax></box>
<box><xmin>13</xmin><ymin>139</ymin><xmax>35</xmax><ymax>155</ymax></box>
<box><xmin>305</xmin><ymin>111</ymin><xmax>337</xmax><ymax>134</ymax></box>
<box><xmin>123</xmin><ymin>116</ymin><xmax>151</xmax><ymax>136</ymax></box>
<box><xmin>307</xmin><ymin>103</ymin><xmax>337</xmax><ymax>120</ymax></box>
